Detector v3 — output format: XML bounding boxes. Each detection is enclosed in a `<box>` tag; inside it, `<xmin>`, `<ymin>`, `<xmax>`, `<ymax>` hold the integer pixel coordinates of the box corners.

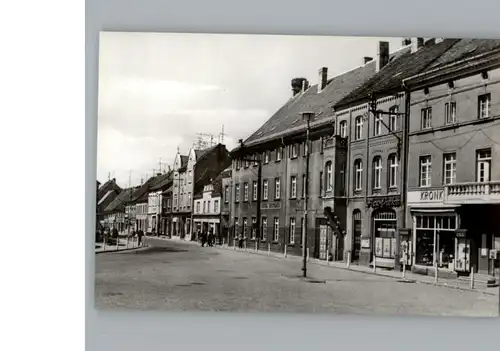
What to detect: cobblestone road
<box><xmin>94</xmin><ymin>238</ymin><xmax>498</xmax><ymax>317</ymax></box>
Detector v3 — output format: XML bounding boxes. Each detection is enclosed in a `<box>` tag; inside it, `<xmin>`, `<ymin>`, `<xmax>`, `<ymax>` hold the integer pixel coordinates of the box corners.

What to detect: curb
<box><xmin>95</xmin><ymin>245</ymin><xmax>148</xmax><ymax>254</ymax></box>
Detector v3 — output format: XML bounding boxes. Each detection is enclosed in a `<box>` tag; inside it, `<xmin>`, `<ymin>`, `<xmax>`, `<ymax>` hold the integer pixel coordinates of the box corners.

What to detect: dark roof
<box><xmin>211</xmin><ymin>167</ymin><xmax>232</xmax><ymax>195</ymax></box>
<box><xmin>136</xmin><ymin>192</ymin><xmax>149</xmax><ymax>204</ymax></box>
<box><xmin>334</xmin><ymin>39</ymin><xmax>460</xmax><ymax>108</ymax></box>
<box><xmin>128</xmin><ymin>176</ymin><xmax>158</xmax><ymax>203</ymax></box>
<box><xmin>194</xmin><ymin>144</ymin><xmax>218</xmax><ymax>161</ymax></box>
<box><xmin>244</xmin><ymin>60</ymin><xmax>382</xmax><ymax>145</ymax></box>
<box><xmin>427</xmin><ymin>39</ymin><xmax>500</xmax><ymax>70</ymax></box>
<box><xmin>104</xmin><ymin>187</ymin><xmax>137</xmax><ymax>213</ymax></box>
<box><xmin>150</xmin><ymin>172</ymin><xmax>173</xmax><ymax>191</ymax></box>
<box><xmin>161</xmin><ymin>185</ymin><xmax>174</xmax><ymax>196</ymax></box>
<box><xmin>97</xmin><ymin>179</ymin><xmax>122</xmax><ymax>201</ymax></box>
<box><xmin>180</xmin><ymin>155</ymin><xmax>189</xmax><ymax>167</ymax></box>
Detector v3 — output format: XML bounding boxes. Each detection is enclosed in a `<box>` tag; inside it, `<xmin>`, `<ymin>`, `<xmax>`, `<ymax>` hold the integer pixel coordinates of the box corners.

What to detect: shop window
<box><xmin>373</xmin><ymin>210</ymin><xmax>397</xmax><ymax>259</ymax></box>
<box><xmin>414</xmin><ymin>214</ymin><xmax>457</xmax><ymax>268</ymax></box>
<box><xmin>352</xmin><ymin>210</ymin><xmax>362</xmax><ymax>261</ymax></box>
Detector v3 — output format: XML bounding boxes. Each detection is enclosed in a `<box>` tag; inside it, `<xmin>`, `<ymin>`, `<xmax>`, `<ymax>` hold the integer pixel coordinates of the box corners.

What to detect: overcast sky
<box><xmin>97</xmin><ymin>32</ymin><xmax>403</xmax><ymax>187</ymax></box>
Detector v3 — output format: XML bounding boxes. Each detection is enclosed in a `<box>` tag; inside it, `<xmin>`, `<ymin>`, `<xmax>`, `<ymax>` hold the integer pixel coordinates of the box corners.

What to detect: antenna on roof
<box><xmin>219</xmin><ymin>125</ymin><xmax>225</xmax><ymax>144</ymax></box>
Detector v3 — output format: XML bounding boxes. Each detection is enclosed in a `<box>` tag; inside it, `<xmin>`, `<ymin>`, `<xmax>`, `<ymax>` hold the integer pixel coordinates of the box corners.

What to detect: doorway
<box><xmin>352</xmin><ymin>210</ymin><xmax>362</xmax><ymax>262</ymax></box>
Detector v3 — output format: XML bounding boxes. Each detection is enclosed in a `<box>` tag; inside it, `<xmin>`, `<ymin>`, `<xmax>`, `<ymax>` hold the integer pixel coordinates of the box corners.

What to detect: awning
<box><xmin>409</xmin><ymin>205</ymin><xmax>460</xmax><ymax>215</ymax></box>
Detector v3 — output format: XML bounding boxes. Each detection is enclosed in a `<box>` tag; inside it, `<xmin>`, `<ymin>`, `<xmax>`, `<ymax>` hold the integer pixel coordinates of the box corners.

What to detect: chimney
<box><xmin>291</xmin><ymin>78</ymin><xmax>308</xmax><ymax>96</ymax></box>
<box><xmin>318</xmin><ymin>67</ymin><xmax>328</xmax><ymax>93</ymax></box>
<box><xmin>402</xmin><ymin>38</ymin><xmax>412</xmax><ymax>46</ymax></box>
<box><xmin>411</xmin><ymin>37</ymin><xmax>425</xmax><ymax>53</ymax></box>
<box><xmin>376</xmin><ymin>41</ymin><xmax>390</xmax><ymax>73</ymax></box>
<box><xmin>363</xmin><ymin>56</ymin><xmax>373</xmax><ymax>65</ymax></box>
<box><xmin>435</xmin><ymin>38</ymin><xmax>444</xmax><ymax>44</ymax></box>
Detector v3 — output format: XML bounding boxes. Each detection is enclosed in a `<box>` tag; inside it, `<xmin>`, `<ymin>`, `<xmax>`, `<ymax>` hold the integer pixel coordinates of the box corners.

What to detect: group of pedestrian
<box><xmin>198</xmin><ymin>228</ymin><xmax>215</xmax><ymax>247</ymax></box>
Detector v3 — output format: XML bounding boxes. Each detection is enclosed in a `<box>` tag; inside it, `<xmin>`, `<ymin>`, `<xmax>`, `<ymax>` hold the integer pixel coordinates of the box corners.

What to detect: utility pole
<box><xmin>302</xmin><ymin>111</ymin><xmax>314</xmax><ymax>278</ymax></box>
<box><xmin>128</xmin><ymin>170</ymin><xmax>132</xmax><ymax>237</ymax></box>
<box><xmin>238</xmin><ymin>139</ymin><xmax>262</xmax><ymax>251</ymax></box>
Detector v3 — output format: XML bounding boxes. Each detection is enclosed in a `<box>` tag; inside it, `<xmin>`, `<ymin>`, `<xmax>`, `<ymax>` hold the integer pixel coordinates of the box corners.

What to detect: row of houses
<box><xmin>230</xmin><ymin>37</ymin><xmax>500</xmax><ymax>279</ymax></box>
<box><xmin>96</xmin><ymin>143</ymin><xmax>232</xmax><ymax>242</ymax></box>
<box><xmin>95</xmin><ymin>36</ymin><xmax>500</xmax><ymax>279</ymax></box>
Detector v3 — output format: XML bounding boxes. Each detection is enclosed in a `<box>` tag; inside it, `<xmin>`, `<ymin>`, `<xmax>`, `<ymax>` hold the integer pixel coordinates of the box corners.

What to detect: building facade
<box><xmin>193</xmin><ymin>183</ymin><xmax>222</xmax><ymax>239</ymax></box>
<box><xmin>334</xmin><ymin>38</ymin><xmax>459</xmax><ymax>269</ymax></box>
<box><xmin>403</xmin><ymin>40</ymin><xmax>500</xmax><ymax>277</ymax></box>
<box><xmin>170</xmin><ymin>152</ymin><xmax>191</xmax><ymax>239</ymax></box>
<box><xmin>231</xmin><ymin>60</ymin><xmax>378</xmax><ymax>259</ymax></box>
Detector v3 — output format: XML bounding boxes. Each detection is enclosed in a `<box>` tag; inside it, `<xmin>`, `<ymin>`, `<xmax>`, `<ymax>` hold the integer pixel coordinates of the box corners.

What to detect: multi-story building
<box><xmin>220</xmin><ymin>167</ymin><xmax>232</xmax><ymax>243</ymax></box>
<box><xmin>169</xmin><ymin>144</ymin><xmax>231</xmax><ymax>241</ymax></box>
<box><xmin>333</xmin><ymin>38</ymin><xmax>459</xmax><ymax>269</ymax></box>
<box><xmin>127</xmin><ymin>175</ymin><xmax>158</xmax><ymax>232</ymax></box>
<box><xmin>96</xmin><ymin>178</ymin><xmax>122</xmax><ymax>227</ymax></box>
<box><xmin>147</xmin><ymin>172</ymin><xmax>172</xmax><ymax>235</ymax></box>
<box><xmin>192</xmin><ymin>167</ymin><xmax>232</xmax><ymax>243</ymax></box>
<box><xmin>402</xmin><ymin>39</ymin><xmax>500</xmax><ymax>277</ymax></box>
<box><xmin>231</xmin><ymin>58</ymin><xmax>379</xmax><ymax>260</ymax></box>
<box><xmin>102</xmin><ymin>187</ymin><xmax>137</xmax><ymax>233</ymax></box>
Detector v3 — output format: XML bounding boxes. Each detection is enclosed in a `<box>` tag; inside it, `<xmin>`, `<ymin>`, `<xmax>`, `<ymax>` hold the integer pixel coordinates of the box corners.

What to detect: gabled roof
<box><xmin>128</xmin><ymin>176</ymin><xmax>158</xmax><ymax>203</ymax></box>
<box><xmin>98</xmin><ymin>190</ymin><xmax>117</xmax><ymax>206</ymax></box>
<box><xmin>97</xmin><ymin>178</ymin><xmax>122</xmax><ymax>201</ymax></box>
<box><xmin>334</xmin><ymin>39</ymin><xmax>460</xmax><ymax>108</ymax></box>
<box><xmin>243</xmin><ymin>58</ymin><xmax>386</xmax><ymax>145</ymax></box>
<box><xmin>194</xmin><ymin>144</ymin><xmax>218</xmax><ymax>161</ymax></box>
<box><xmin>427</xmin><ymin>39</ymin><xmax>500</xmax><ymax>70</ymax></box>
<box><xmin>150</xmin><ymin>172</ymin><xmax>173</xmax><ymax>191</ymax></box>
<box><xmin>103</xmin><ymin>187</ymin><xmax>137</xmax><ymax>213</ymax></box>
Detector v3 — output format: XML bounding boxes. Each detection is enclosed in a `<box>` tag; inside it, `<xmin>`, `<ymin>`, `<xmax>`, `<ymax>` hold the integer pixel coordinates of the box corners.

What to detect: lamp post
<box><xmin>301</xmin><ymin>111</ymin><xmax>314</xmax><ymax>277</ymax></box>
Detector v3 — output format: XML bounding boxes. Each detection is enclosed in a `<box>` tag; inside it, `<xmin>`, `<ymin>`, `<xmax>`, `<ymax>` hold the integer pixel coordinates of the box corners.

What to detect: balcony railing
<box><xmin>444</xmin><ymin>181</ymin><xmax>500</xmax><ymax>204</ymax></box>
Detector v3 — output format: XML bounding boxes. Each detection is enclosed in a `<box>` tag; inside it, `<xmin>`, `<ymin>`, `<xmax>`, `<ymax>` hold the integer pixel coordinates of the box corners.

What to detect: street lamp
<box><xmin>301</xmin><ymin>111</ymin><xmax>314</xmax><ymax>277</ymax></box>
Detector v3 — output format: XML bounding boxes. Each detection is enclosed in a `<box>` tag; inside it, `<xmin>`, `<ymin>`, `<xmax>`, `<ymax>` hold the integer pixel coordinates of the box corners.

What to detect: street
<box><xmin>94</xmin><ymin>238</ymin><xmax>498</xmax><ymax>317</ymax></box>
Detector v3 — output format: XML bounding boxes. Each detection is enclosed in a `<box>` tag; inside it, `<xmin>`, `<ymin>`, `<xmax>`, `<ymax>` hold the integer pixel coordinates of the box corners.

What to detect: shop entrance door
<box><xmin>319</xmin><ymin>225</ymin><xmax>328</xmax><ymax>260</ymax></box>
<box><xmin>455</xmin><ymin>237</ymin><xmax>471</xmax><ymax>272</ymax></box>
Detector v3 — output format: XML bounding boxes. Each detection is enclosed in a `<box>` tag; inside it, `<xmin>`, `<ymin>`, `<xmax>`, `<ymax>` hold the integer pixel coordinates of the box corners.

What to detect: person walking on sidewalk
<box><xmin>137</xmin><ymin>230</ymin><xmax>144</xmax><ymax>246</ymax></box>
<box><xmin>238</xmin><ymin>233</ymin><xmax>244</xmax><ymax>249</ymax></box>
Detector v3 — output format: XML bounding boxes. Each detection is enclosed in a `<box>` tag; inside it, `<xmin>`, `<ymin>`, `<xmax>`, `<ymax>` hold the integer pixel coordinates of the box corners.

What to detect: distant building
<box><xmin>147</xmin><ymin>173</ymin><xmax>173</xmax><ymax>235</ymax></box>
<box><xmin>96</xmin><ymin>178</ymin><xmax>122</xmax><ymax>228</ymax></box>
<box><xmin>103</xmin><ymin>187</ymin><xmax>137</xmax><ymax>233</ymax></box>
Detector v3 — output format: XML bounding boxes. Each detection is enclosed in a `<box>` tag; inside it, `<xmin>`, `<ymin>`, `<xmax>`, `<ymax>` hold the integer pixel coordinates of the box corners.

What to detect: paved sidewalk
<box><xmin>95</xmin><ymin>237</ymin><xmax>146</xmax><ymax>253</ymax></box>
<box><xmin>145</xmin><ymin>237</ymin><xmax>499</xmax><ymax>296</ymax></box>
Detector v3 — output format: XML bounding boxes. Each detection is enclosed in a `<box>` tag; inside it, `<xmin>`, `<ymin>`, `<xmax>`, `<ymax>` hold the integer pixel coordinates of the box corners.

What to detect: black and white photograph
<box><xmin>95</xmin><ymin>32</ymin><xmax>500</xmax><ymax>317</ymax></box>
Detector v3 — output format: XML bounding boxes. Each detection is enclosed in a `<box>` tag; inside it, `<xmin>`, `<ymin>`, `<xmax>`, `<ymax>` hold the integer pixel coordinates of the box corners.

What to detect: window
<box><xmin>421</xmin><ymin>107</ymin><xmax>432</xmax><ymax>129</ymax></box>
<box><xmin>252</xmin><ymin>181</ymin><xmax>257</xmax><ymax>201</ymax></box>
<box><xmin>319</xmin><ymin>171</ymin><xmax>323</xmax><ymax>196</ymax></box>
<box><xmin>443</xmin><ymin>153</ymin><xmax>456</xmax><ymax>185</ymax></box>
<box><xmin>325</xmin><ymin>161</ymin><xmax>333</xmax><ymax>191</ymax></box>
<box><xmin>263</xmin><ymin>180</ymin><xmax>269</xmax><ymax>200</ymax></box>
<box><xmin>320</xmin><ymin>137</ymin><xmax>324</xmax><ymax>153</ymax></box>
<box><xmin>374</xmin><ymin>114</ymin><xmax>382</xmax><ymax>136</ymax></box>
<box><xmin>276</xmin><ymin>148</ymin><xmax>282</xmax><ymax>161</ymax></box>
<box><xmin>243</xmin><ymin>182</ymin><xmax>249</xmax><ymax>202</ymax></box>
<box><xmin>196</xmin><ymin>201</ymin><xmax>200</xmax><ymax>213</ymax></box>
<box><xmin>207</xmin><ymin>200</ymin><xmax>211</xmax><ymax>213</ymax></box>
<box><xmin>476</xmin><ymin>149</ymin><xmax>492</xmax><ymax>182</ymax></box>
<box><xmin>289</xmin><ymin>218</ymin><xmax>296</xmax><ymax>244</ymax></box>
<box><xmin>373</xmin><ymin>157</ymin><xmax>382</xmax><ymax>190</ymax></box>
<box><xmin>251</xmin><ymin>217</ymin><xmax>256</xmax><ymax>239</ymax></box>
<box><xmin>174</xmin><ymin>194</ymin><xmax>178</xmax><ymax>207</ymax></box>
<box><xmin>187</xmin><ymin>193</ymin><xmax>191</xmax><ymax>208</ymax></box>
<box><xmin>273</xmin><ymin>218</ymin><xmax>279</xmax><ymax>242</ymax></box>
<box><xmin>264</xmin><ymin>151</ymin><xmax>270</xmax><ymax>164</ymax></box>
<box><xmin>340</xmin><ymin>163</ymin><xmax>346</xmax><ymax>195</ymax></box>
<box><xmin>234</xmin><ymin>217</ymin><xmax>239</xmax><ymax>234</ymax></box>
<box><xmin>290</xmin><ymin>176</ymin><xmax>297</xmax><ymax>198</ymax></box>
<box><xmin>262</xmin><ymin>217</ymin><xmax>267</xmax><ymax>241</ymax></box>
<box><xmin>445</xmin><ymin>102</ymin><xmax>457</xmax><ymax>125</ymax></box>
<box><xmin>389</xmin><ymin>106</ymin><xmax>398</xmax><ymax>131</ymax></box>
<box><xmin>388</xmin><ymin>154</ymin><xmax>398</xmax><ymax>188</ymax></box>
<box><xmin>419</xmin><ymin>156</ymin><xmax>432</xmax><ymax>187</ymax></box>
<box><xmin>478</xmin><ymin>94</ymin><xmax>491</xmax><ymax>119</ymax></box>
<box><xmin>275</xmin><ymin>178</ymin><xmax>281</xmax><ymax>199</ymax></box>
<box><xmin>214</xmin><ymin>200</ymin><xmax>219</xmax><ymax>213</ymax></box>
<box><xmin>235</xmin><ymin>184</ymin><xmax>240</xmax><ymax>202</ymax></box>
<box><xmin>339</xmin><ymin>120</ymin><xmax>347</xmax><ymax>138</ymax></box>
<box><xmin>203</xmin><ymin>201</ymin><xmax>206</xmax><ymax>213</ymax></box>
<box><xmin>224</xmin><ymin>186</ymin><xmax>229</xmax><ymax>203</ymax></box>
<box><xmin>354</xmin><ymin>116</ymin><xmax>363</xmax><ymax>140</ymax></box>
<box><xmin>354</xmin><ymin>159</ymin><xmax>363</xmax><ymax>191</ymax></box>
<box><xmin>188</xmin><ymin>170</ymin><xmax>192</xmax><ymax>183</ymax></box>
<box><xmin>242</xmin><ymin>217</ymin><xmax>248</xmax><ymax>237</ymax></box>
<box><xmin>244</xmin><ymin>160</ymin><xmax>250</xmax><ymax>168</ymax></box>
<box><xmin>291</xmin><ymin>144</ymin><xmax>298</xmax><ymax>158</ymax></box>
<box><xmin>235</xmin><ymin>160</ymin><xmax>240</xmax><ymax>170</ymax></box>
<box><xmin>253</xmin><ymin>155</ymin><xmax>258</xmax><ymax>166</ymax></box>
<box><xmin>302</xmin><ymin>174</ymin><xmax>306</xmax><ymax>198</ymax></box>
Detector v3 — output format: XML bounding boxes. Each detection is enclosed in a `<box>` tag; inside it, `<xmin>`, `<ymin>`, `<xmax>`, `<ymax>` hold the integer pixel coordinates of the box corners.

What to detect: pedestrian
<box><xmin>208</xmin><ymin>229</ymin><xmax>214</xmax><ymax>247</ymax></box>
<box><xmin>238</xmin><ymin>233</ymin><xmax>244</xmax><ymax>249</ymax></box>
<box><xmin>201</xmin><ymin>231</ymin><xmax>207</xmax><ymax>247</ymax></box>
<box><xmin>137</xmin><ymin>230</ymin><xmax>144</xmax><ymax>246</ymax></box>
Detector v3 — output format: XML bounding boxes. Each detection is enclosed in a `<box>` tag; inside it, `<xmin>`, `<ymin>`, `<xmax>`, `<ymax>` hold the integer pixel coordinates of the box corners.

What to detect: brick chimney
<box><xmin>363</xmin><ymin>56</ymin><xmax>373</xmax><ymax>65</ymax></box>
<box><xmin>402</xmin><ymin>38</ymin><xmax>412</xmax><ymax>46</ymax></box>
<box><xmin>291</xmin><ymin>78</ymin><xmax>309</xmax><ymax>96</ymax></box>
<box><xmin>411</xmin><ymin>37</ymin><xmax>425</xmax><ymax>53</ymax></box>
<box><xmin>318</xmin><ymin>67</ymin><xmax>328</xmax><ymax>93</ymax></box>
<box><xmin>376</xmin><ymin>41</ymin><xmax>390</xmax><ymax>73</ymax></box>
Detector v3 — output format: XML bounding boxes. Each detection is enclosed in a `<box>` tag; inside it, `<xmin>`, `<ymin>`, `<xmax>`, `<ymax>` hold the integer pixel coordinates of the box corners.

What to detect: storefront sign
<box><xmin>261</xmin><ymin>202</ymin><xmax>281</xmax><ymax>210</ymax></box>
<box><xmin>420</xmin><ymin>189</ymin><xmax>443</xmax><ymax>201</ymax></box>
